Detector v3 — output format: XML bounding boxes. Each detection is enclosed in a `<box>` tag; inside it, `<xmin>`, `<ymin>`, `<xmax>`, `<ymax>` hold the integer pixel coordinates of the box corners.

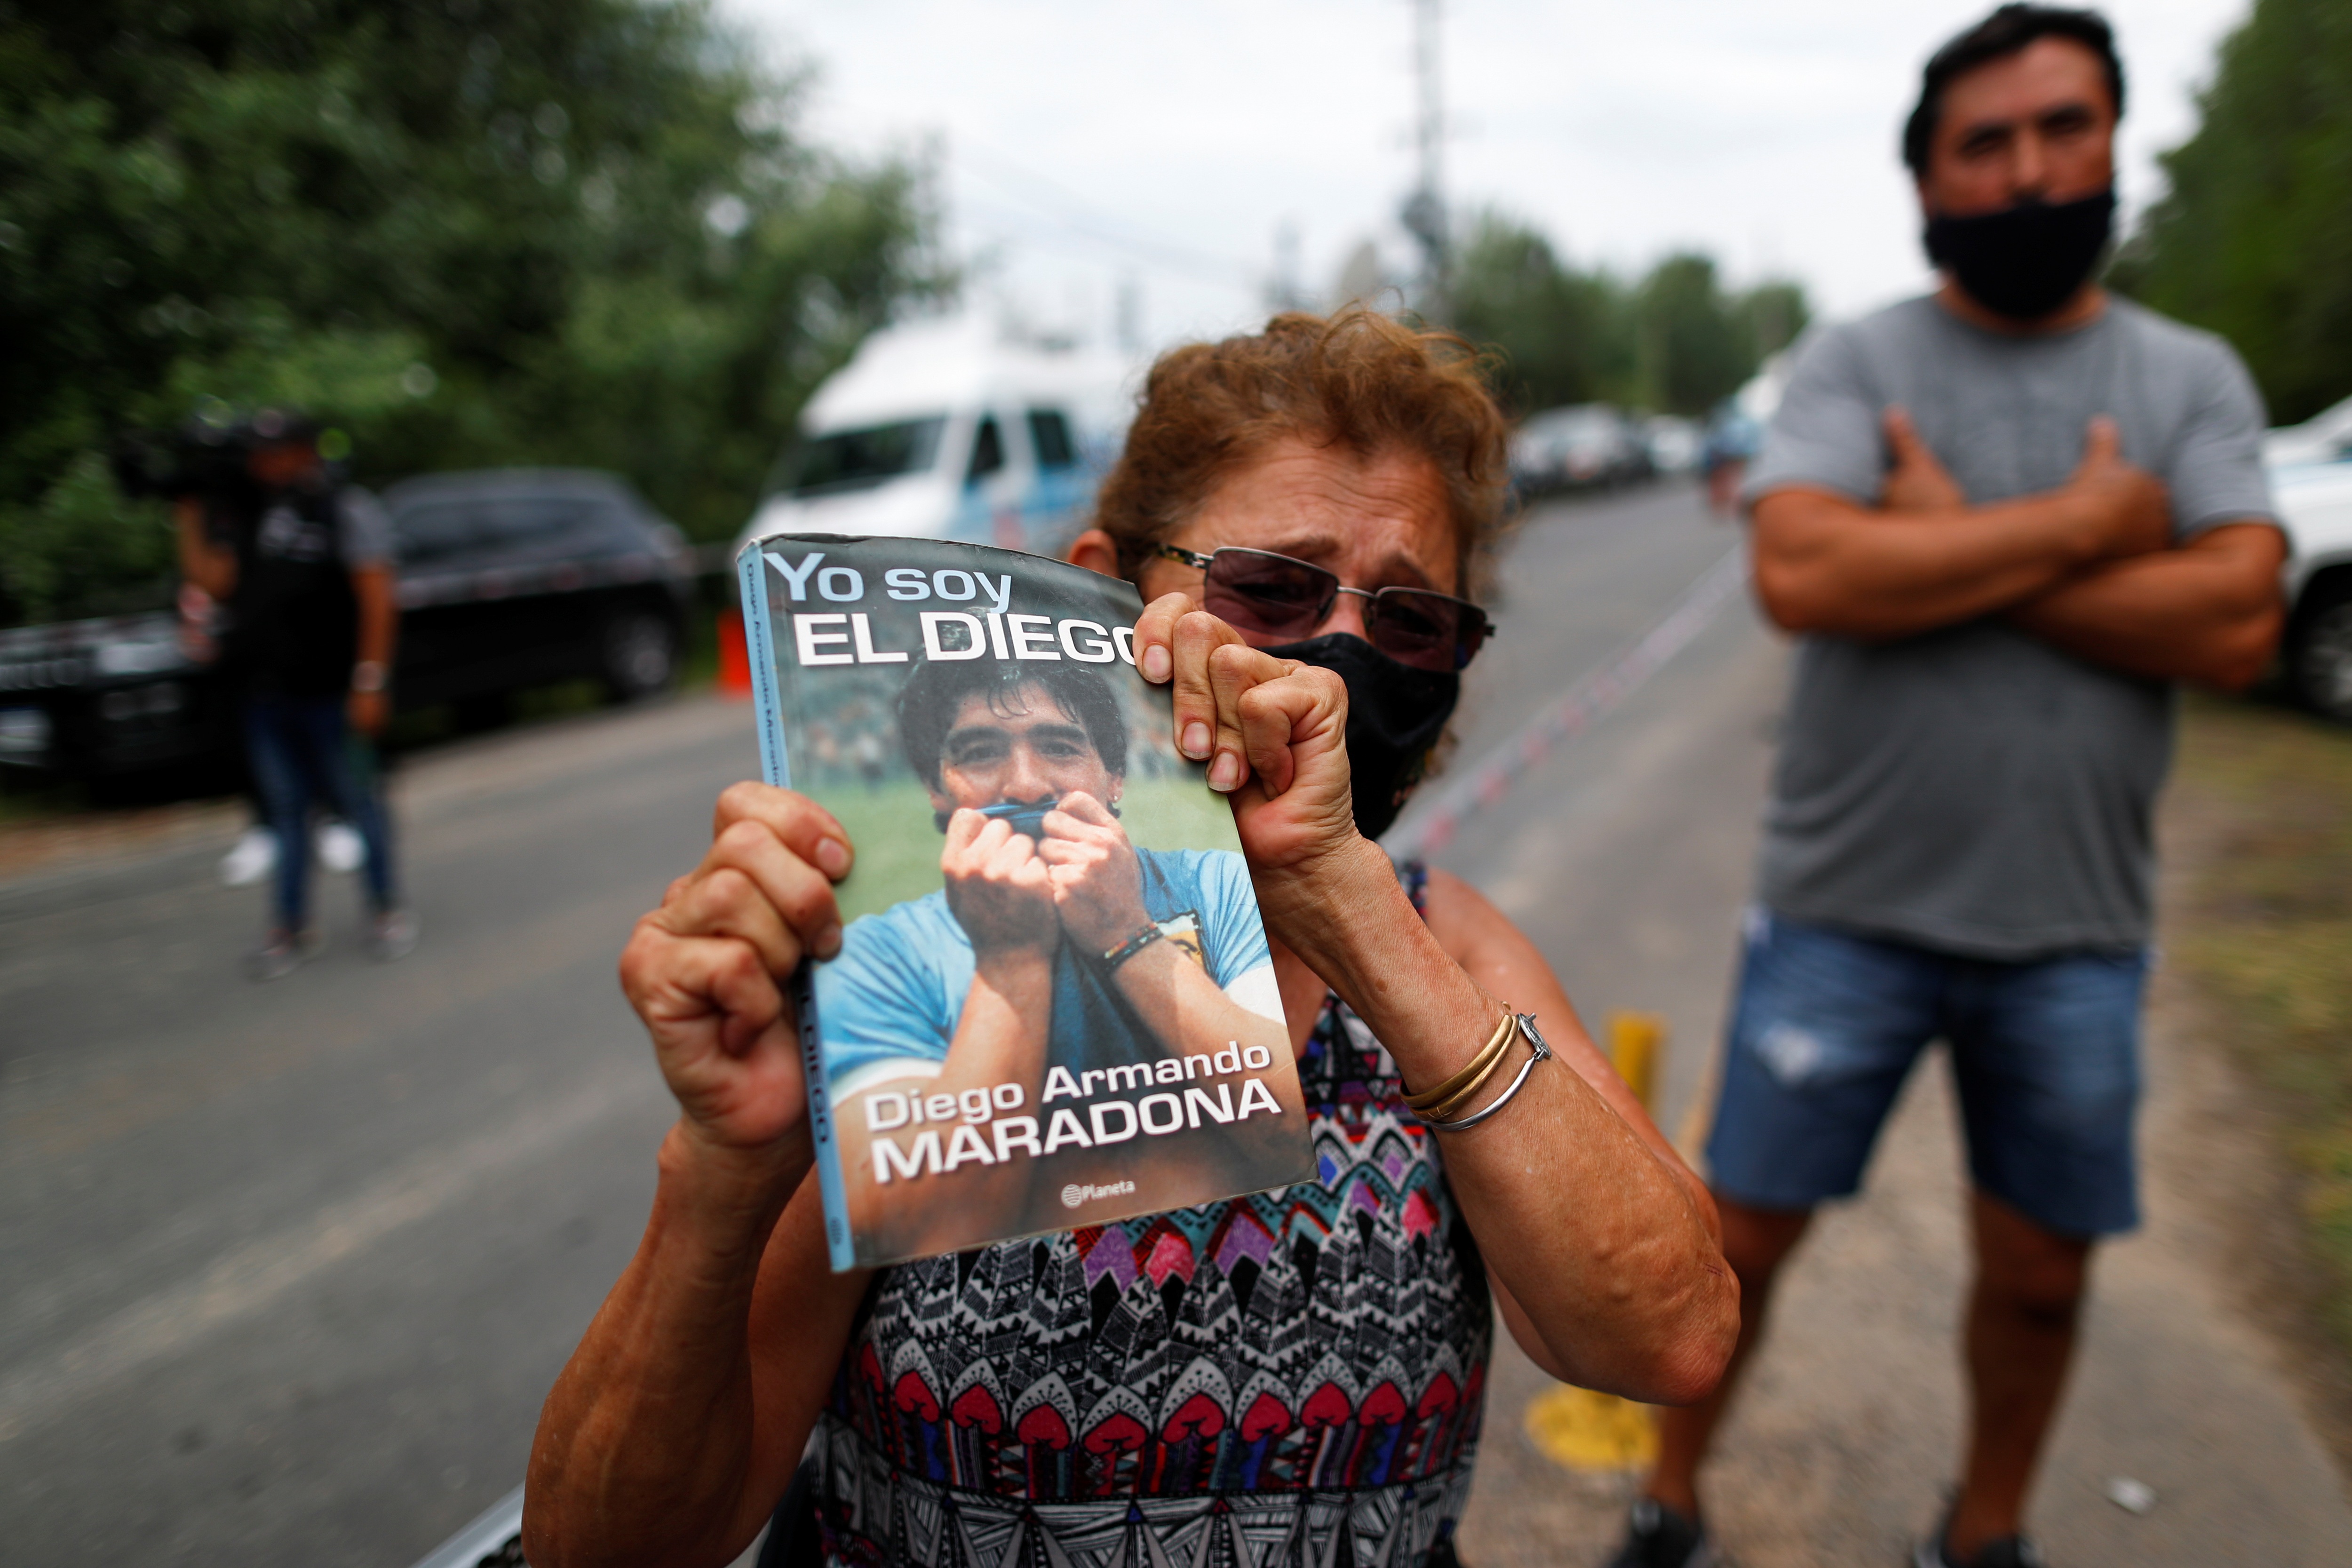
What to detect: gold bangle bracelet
<box><xmin>1411</xmin><ymin>1020</ymin><xmax>1524</xmax><ymax>1128</ymax></box>
<box><xmin>1421</xmin><ymin>1015</ymin><xmax>1554</xmax><ymax>1132</ymax></box>
<box><xmin>1402</xmin><ymin>1009</ymin><xmax>1515</xmax><ymax>1112</ymax></box>
<box><xmin>1402</xmin><ymin>1007</ymin><xmax>1518</xmax><ymax>1114</ymax></box>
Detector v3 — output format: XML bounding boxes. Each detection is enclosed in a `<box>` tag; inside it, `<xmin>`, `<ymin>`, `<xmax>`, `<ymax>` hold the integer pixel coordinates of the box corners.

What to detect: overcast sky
<box><xmin>720</xmin><ymin>0</ymin><xmax>2252</xmax><ymax>351</ymax></box>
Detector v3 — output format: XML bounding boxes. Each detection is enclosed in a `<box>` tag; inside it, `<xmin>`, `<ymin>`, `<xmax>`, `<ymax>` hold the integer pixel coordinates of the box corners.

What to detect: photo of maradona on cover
<box><xmin>736</xmin><ymin>533</ymin><xmax>1312</xmax><ymax>1270</ymax></box>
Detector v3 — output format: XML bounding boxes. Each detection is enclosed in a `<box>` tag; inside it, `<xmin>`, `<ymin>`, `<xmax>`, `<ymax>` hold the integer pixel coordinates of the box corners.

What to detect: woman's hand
<box><xmin>1132</xmin><ymin>592</ymin><xmax>1359</xmax><ymax>879</ymax></box>
<box><xmin>618</xmin><ymin>782</ymin><xmax>853</xmax><ymax>1156</ymax></box>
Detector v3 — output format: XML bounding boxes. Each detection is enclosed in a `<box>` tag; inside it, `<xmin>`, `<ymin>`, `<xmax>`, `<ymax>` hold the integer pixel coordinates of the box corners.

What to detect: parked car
<box><xmin>1643</xmin><ymin>414</ymin><xmax>1703</xmax><ymax>476</ymax></box>
<box><xmin>2269</xmin><ymin>449</ymin><xmax>2352</xmax><ymax>723</ymax></box>
<box><xmin>2264</xmin><ymin>393</ymin><xmax>2352</xmax><ymax>469</ymax></box>
<box><xmin>0</xmin><ymin>469</ymin><xmax>692</xmax><ymax>785</ymax></box>
<box><xmin>1509</xmin><ymin>404</ymin><xmax>1650</xmax><ymax>496</ymax></box>
<box><xmin>386</xmin><ymin>468</ymin><xmax>693</xmax><ymax>716</ymax></box>
<box><xmin>0</xmin><ymin>607</ymin><xmax>231</xmax><ymax>785</ymax></box>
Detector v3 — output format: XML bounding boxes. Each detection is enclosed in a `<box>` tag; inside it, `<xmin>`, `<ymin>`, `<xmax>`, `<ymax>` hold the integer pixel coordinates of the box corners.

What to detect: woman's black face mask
<box><xmin>1259</xmin><ymin>633</ymin><xmax>1458</xmax><ymax>841</ymax></box>
<box><xmin>1922</xmin><ymin>186</ymin><xmax>2115</xmax><ymax>322</ymax></box>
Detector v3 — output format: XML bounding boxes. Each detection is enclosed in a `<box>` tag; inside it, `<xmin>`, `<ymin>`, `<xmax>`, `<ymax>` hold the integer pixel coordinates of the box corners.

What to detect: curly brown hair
<box><xmin>1091</xmin><ymin>307</ymin><xmax>1512</xmax><ymax>591</ymax></box>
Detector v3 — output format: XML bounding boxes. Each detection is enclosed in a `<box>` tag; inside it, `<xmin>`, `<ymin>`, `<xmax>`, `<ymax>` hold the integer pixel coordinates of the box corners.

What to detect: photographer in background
<box><xmin>172</xmin><ymin>411</ymin><xmax>417</xmax><ymax>979</ymax></box>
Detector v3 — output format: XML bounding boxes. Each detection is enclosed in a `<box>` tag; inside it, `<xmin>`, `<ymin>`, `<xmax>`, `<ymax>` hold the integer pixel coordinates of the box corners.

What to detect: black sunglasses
<box><xmin>1154</xmin><ymin>543</ymin><xmax>1495</xmax><ymax>672</ymax></box>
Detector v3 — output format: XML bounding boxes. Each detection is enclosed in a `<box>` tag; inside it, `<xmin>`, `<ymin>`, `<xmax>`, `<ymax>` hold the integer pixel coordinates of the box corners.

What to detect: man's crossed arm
<box><xmin>1750</xmin><ymin>407</ymin><xmax>2284</xmax><ymax>689</ymax></box>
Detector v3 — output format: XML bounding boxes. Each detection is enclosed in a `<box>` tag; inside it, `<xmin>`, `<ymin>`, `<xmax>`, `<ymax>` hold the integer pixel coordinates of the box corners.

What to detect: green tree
<box><xmin>2120</xmin><ymin>0</ymin><xmax>2352</xmax><ymax>424</ymax></box>
<box><xmin>1448</xmin><ymin>214</ymin><xmax>1808</xmax><ymax>420</ymax></box>
<box><xmin>1632</xmin><ymin>254</ymin><xmax>1749</xmax><ymax>416</ymax></box>
<box><xmin>1447</xmin><ymin>212</ymin><xmax>1630</xmax><ymax>416</ymax></box>
<box><xmin>0</xmin><ymin>0</ymin><xmax>943</xmax><ymax>625</ymax></box>
<box><xmin>1739</xmin><ymin>281</ymin><xmax>1810</xmax><ymax>363</ymax></box>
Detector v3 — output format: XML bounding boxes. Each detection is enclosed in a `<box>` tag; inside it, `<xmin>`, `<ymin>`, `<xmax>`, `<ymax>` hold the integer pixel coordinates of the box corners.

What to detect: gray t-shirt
<box><xmin>335</xmin><ymin>486</ymin><xmax>396</xmax><ymax>568</ymax></box>
<box><xmin>1742</xmin><ymin>294</ymin><xmax>2276</xmax><ymax>958</ymax></box>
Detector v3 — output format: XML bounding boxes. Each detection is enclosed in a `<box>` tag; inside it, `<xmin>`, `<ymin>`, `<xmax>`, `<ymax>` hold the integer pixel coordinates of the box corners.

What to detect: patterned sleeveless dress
<box><xmin>806</xmin><ymin>866</ymin><xmax>1493</xmax><ymax>1568</ymax></box>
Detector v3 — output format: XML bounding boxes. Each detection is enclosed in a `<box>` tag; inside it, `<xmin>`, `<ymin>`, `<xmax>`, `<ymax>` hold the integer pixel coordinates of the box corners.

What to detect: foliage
<box><xmin>2172</xmin><ymin>694</ymin><xmax>2352</xmax><ymax>1370</ymax></box>
<box><xmin>2117</xmin><ymin>0</ymin><xmax>2352</xmax><ymax>425</ymax></box>
<box><xmin>1448</xmin><ymin>213</ymin><xmax>1808</xmax><ymax>419</ymax></box>
<box><xmin>1447</xmin><ymin>217</ymin><xmax>1631</xmax><ymax>415</ymax></box>
<box><xmin>0</xmin><ymin>0</ymin><xmax>944</xmax><ymax>626</ymax></box>
<box><xmin>0</xmin><ymin>450</ymin><xmax>177</xmax><ymax>622</ymax></box>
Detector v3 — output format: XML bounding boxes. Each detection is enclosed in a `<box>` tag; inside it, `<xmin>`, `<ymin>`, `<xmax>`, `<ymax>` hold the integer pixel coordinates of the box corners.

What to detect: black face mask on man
<box><xmin>1922</xmin><ymin>185</ymin><xmax>2114</xmax><ymax>322</ymax></box>
<box><xmin>1259</xmin><ymin>633</ymin><xmax>1458</xmax><ymax>842</ymax></box>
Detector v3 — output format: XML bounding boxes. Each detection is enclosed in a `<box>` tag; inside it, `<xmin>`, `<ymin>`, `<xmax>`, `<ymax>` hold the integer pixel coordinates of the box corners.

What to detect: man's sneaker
<box><xmin>1607</xmin><ymin>1498</ymin><xmax>1718</xmax><ymax>1568</ymax></box>
<box><xmin>245</xmin><ymin>924</ymin><xmax>325</xmax><ymax>982</ymax></box>
<box><xmin>221</xmin><ymin>827</ymin><xmax>278</xmax><ymax>888</ymax></box>
<box><xmin>317</xmin><ymin>820</ymin><xmax>365</xmax><ymax>874</ymax></box>
<box><xmin>367</xmin><ymin>907</ymin><xmax>420</xmax><ymax>962</ymax></box>
<box><xmin>1914</xmin><ymin>1526</ymin><xmax>2045</xmax><ymax>1568</ymax></box>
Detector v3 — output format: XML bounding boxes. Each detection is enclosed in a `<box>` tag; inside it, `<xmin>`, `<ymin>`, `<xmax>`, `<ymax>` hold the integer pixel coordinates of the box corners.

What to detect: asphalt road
<box><xmin>0</xmin><ymin>481</ymin><xmax>1758</xmax><ymax>1566</ymax></box>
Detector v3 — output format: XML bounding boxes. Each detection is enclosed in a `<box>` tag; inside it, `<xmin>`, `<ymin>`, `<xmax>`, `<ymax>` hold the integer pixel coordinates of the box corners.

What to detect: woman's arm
<box><xmin>1419</xmin><ymin>868</ymin><xmax>1723</xmax><ymax>1384</ymax></box>
<box><xmin>1135</xmin><ymin>597</ymin><xmax>1737</xmax><ymax>1405</ymax></box>
<box><xmin>1263</xmin><ymin>841</ymin><xmax>1736</xmax><ymax>1402</ymax></box>
<box><xmin>524</xmin><ymin>784</ymin><xmax>866</xmax><ymax>1568</ymax></box>
<box><xmin>526</xmin><ymin>1143</ymin><xmax>864</xmax><ymax>1568</ymax></box>
<box><xmin>1417</xmin><ymin>869</ymin><xmax>1715</xmax><ymax>1235</ymax></box>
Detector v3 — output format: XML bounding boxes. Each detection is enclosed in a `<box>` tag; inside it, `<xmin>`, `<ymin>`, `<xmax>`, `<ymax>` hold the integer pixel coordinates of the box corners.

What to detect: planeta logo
<box><xmin>1060</xmin><ymin>1179</ymin><xmax>1137</xmax><ymax>1210</ymax></box>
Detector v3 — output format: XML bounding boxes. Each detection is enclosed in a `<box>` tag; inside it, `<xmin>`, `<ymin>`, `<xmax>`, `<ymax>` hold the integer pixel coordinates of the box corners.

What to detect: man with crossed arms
<box><xmin>1612</xmin><ymin>8</ymin><xmax>2286</xmax><ymax>1568</ymax></box>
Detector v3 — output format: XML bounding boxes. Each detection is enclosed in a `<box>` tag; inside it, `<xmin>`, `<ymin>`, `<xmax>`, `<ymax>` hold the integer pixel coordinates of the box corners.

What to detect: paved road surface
<box><xmin>5</xmin><ymin>481</ymin><xmax>2346</xmax><ymax>1565</ymax></box>
<box><xmin>0</xmin><ymin>692</ymin><xmax>744</xmax><ymax>1562</ymax></box>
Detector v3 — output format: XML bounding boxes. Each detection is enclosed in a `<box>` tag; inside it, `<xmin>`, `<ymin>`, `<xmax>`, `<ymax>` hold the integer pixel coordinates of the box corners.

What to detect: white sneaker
<box><xmin>317</xmin><ymin>820</ymin><xmax>365</xmax><ymax>874</ymax></box>
<box><xmin>220</xmin><ymin>827</ymin><xmax>278</xmax><ymax>887</ymax></box>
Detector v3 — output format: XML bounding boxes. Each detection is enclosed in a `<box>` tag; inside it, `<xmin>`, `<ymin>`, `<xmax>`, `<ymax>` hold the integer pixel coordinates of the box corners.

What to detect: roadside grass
<box><xmin>2173</xmin><ymin>692</ymin><xmax>2352</xmax><ymax>1354</ymax></box>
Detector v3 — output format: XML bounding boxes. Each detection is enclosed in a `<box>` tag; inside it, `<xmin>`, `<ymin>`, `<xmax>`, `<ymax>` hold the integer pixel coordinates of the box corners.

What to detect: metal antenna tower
<box><xmin>1398</xmin><ymin>0</ymin><xmax>1448</xmax><ymax>318</ymax></box>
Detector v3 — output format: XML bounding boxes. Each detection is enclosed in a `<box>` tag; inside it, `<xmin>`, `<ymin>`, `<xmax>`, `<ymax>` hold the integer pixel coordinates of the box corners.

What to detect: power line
<box><xmin>948</xmin><ymin>138</ymin><xmax>1261</xmax><ymax>289</ymax></box>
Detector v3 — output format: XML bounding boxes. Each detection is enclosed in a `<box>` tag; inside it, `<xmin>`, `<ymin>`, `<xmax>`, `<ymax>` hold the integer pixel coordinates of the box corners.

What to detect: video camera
<box><xmin>111</xmin><ymin>408</ymin><xmax>321</xmax><ymax>503</ymax></box>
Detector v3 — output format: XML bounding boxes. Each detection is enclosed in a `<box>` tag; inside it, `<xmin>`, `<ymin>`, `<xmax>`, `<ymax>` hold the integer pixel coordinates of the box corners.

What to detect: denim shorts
<box><xmin>1704</xmin><ymin>907</ymin><xmax>2147</xmax><ymax>1237</ymax></box>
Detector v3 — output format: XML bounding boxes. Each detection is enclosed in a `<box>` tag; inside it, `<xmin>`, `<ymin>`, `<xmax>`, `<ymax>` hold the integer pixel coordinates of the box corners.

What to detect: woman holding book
<box><xmin>526</xmin><ymin>308</ymin><xmax>1737</xmax><ymax>1568</ymax></box>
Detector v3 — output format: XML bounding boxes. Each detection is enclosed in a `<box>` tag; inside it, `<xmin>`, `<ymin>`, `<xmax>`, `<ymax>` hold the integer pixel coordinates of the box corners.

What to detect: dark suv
<box><xmin>385</xmin><ymin>469</ymin><xmax>691</xmax><ymax>715</ymax></box>
<box><xmin>0</xmin><ymin>469</ymin><xmax>691</xmax><ymax>785</ymax></box>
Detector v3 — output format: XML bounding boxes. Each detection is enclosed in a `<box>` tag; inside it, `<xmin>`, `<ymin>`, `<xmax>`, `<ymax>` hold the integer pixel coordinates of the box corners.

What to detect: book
<box><xmin>736</xmin><ymin>533</ymin><xmax>1315</xmax><ymax>1270</ymax></box>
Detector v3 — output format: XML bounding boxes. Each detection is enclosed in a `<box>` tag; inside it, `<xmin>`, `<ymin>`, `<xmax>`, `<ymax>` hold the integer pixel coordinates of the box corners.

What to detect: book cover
<box><xmin>737</xmin><ymin>533</ymin><xmax>1313</xmax><ymax>1270</ymax></box>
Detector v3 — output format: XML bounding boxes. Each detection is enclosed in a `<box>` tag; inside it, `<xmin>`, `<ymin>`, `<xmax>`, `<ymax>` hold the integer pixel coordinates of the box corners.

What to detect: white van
<box><xmin>737</xmin><ymin>317</ymin><xmax>1135</xmax><ymax>559</ymax></box>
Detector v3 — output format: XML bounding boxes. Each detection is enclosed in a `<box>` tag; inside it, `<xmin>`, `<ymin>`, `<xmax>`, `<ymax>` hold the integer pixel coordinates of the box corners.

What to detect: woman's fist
<box><xmin>619</xmin><ymin>782</ymin><xmax>852</xmax><ymax>1153</ymax></box>
<box><xmin>1132</xmin><ymin>594</ymin><xmax>1360</xmax><ymax>877</ymax></box>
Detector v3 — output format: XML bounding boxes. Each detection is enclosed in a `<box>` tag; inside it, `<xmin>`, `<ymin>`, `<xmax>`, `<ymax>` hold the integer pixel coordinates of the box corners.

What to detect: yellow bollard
<box><xmin>1526</xmin><ymin>1384</ymin><xmax>1660</xmax><ymax>1472</ymax></box>
<box><xmin>1608</xmin><ymin>1011</ymin><xmax>1664</xmax><ymax>1107</ymax></box>
<box><xmin>1523</xmin><ymin>1011</ymin><xmax>1670</xmax><ymax>1475</ymax></box>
